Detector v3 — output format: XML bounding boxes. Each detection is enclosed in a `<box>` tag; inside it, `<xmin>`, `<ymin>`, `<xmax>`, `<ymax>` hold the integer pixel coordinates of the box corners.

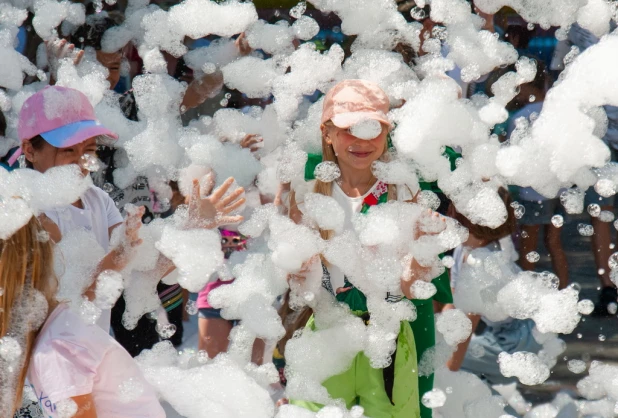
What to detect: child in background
<box><xmin>506</xmin><ymin>61</ymin><xmax>569</xmax><ymax>289</ymax></box>
<box><xmin>445</xmin><ymin>190</ymin><xmax>542</xmax><ymax>386</ymax></box>
<box><xmin>196</xmin><ymin>229</ymin><xmax>246</xmax><ymax>358</ymax></box>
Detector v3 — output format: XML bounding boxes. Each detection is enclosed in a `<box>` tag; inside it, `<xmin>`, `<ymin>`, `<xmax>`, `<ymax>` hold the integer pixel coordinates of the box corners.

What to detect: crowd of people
<box><xmin>1</xmin><ymin>1</ymin><xmax>617</xmax><ymax>417</ymax></box>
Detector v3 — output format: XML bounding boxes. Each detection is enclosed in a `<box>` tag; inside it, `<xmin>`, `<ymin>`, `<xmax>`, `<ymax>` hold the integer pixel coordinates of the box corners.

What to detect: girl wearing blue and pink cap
<box><xmin>6</xmin><ymin>85</ymin><xmax>245</xmax><ymax>417</ymax></box>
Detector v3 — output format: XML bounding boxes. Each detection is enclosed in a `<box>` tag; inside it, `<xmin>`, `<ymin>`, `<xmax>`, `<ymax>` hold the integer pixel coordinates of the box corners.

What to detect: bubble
<box><xmin>528</xmin><ymin>94</ymin><xmax>536</xmax><ymax>102</ymax></box>
<box><xmin>421</xmin><ymin>388</ymin><xmax>447</xmax><ymax>408</ymax></box>
<box><xmin>560</xmin><ymin>189</ymin><xmax>584</xmax><ymax>214</ymax></box>
<box><xmin>349</xmin><ymin>119</ymin><xmax>383</xmax><ymax>140</ymax></box>
<box><xmin>118</xmin><ymin>377</ymin><xmax>145</xmax><ymax>403</ymax></box>
<box><xmin>197</xmin><ymin>350</ymin><xmax>209</xmax><ymax>364</ymax></box>
<box><xmin>103</xmin><ymin>182</ymin><xmax>115</xmax><ymax>193</ymax></box>
<box><xmin>417</xmin><ymin>190</ymin><xmax>441</xmax><ymax>211</ymax></box>
<box><xmin>225</xmin><ymin>93</ymin><xmax>232</xmax><ymax>99</ymax></box>
<box><xmin>526</xmin><ymin>251</ymin><xmax>540</xmax><ymax>263</ymax></box>
<box><xmin>410</xmin><ymin>6</ymin><xmax>427</xmax><ymax>20</ymax></box>
<box><xmin>468</xmin><ymin>342</ymin><xmax>485</xmax><ymax>358</ymax></box>
<box><xmin>303</xmin><ymin>291</ymin><xmax>315</xmax><ymax>302</ymax></box>
<box><xmin>56</xmin><ymin>399</ymin><xmax>78</xmax><ymax>418</ymax></box>
<box><xmin>594</xmin><ymin>178</ymin><xmax>616</xmax><ymax>197</ymax></box>
<box><xmin>220</xmin><ymin>98</ymin><xmax>229</xmax><ymax>107</ymax></box>
<box><xmin>578</xmin><ymin>223</ymin><xmax>594</xmax><ymax>236</ymax></box>
<box><xmin>35</xmin><ymin>230</ymin><xmax>50</xmax><ymax>242</ymax></box>
<box><xmin>202</xmin><ymin>62</ymin><xmax>217</xmax><ymax>74</ymax></box>
<box><xmin>442</xmin><ymin>255</ymin><xmax>455</xmax><ymax>268</ymax></box>
<box><xmin>599</xmin><ymin>334</ymin><xmax>606</xmax><ymax>342</ymax></box>
<box><xmin>567</xmin><ymin>359</ymin><xmax>587</xmax><ymax>374</ymax></box>
<box><xmin>521</xmin><ymin>230</ymin><xmax>529</xmax><ymax>238</ymax></box>
<box><xmin>569</xmin><ymin>282</ymin><xmax>582</xmax><ymax>292</ymax></box>
<box><xmin>289</xmin><ymin>1</ymin><xmax>306</xmax><ymax>19</ymax></box>
<box><xmin>185</xmin><ymin>299</ymin><xmax>198</xmax><ymax>315</ymax></box>
<box><xmin>551</xmin><ymin>215</ymin><xmax>564</xmax><ymax>227</ymax></box>
<box><xmin>156</xmin><ymin>323</ymin><xmax>177</xmax><ymax>339</ymax></box>
<box><xmin>0</xmin><ymin>336</ymin><xmax>22</xmax><ymax>363</ymax></box>
<box><xmin>577</xmin><ymin>333</ymin><xmax>583</xmax><ymax>339</ymax></box>
<box><xmin>577</xmin><ymin>299</ymin><xmax>594</xmax><ymax>315</ymax></box>
<box><xmin>513</xmin><ymin>203</ymin><xmax>525</xmax><ymax>219</ymax></box>
<box><xmin>609</xmin><ymin>302</ymin><xmax>618</xmax><ymax>315</ymax></box>
<box><xmin>609</xmin><ymin>252</ymin><xmax>618</xmax><ymax>269</ymax></box>
<box><xmin>79</xmin><ymin>153</ymin><xmax>102</xmax><ymax>172</ymax></box>
<box><xmin>599</xmin><ymin>211</ymin><xmax>615</xmax><ymax>223</ymax></box>
<box><xmin>314</xmin><ymin>161</ymin><xmax>341</xmax><ymax>182</ymax></box>
<box><xmin>588</xmin><ymin>203</ymin><xmax>601</xmax><ymax>217</ymax></box>
<box><xmin>615</xmin><ymin>220</ymin><xmax>618</xmax><ymax>231</ymax></box>
<box><xmin>445</xmin><ymin>386</ymin><xmax>453</xmax><ymax>394</ymax></box>
<box><xmin>527</xmin><ymin>23</ymin><xmax>535</xmax><ymax>30</ymax></box>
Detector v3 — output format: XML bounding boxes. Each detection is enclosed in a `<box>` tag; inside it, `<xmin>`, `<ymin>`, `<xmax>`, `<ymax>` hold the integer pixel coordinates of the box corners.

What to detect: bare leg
<box><xmin>544</xmin><ymin>224</ymin><xmax>569</xmax><ymax>289</ymax></box>
<box><xmin>590</xmin><ymin>210</ymin><xmax>614</xmax><ymax>288</ymax></box>
<box><xmin>198</xmin><ymin>317</ymin><xmax>233</xmax><ymax>359</ymax></box>
<box><xmin>519</xmin><ymin>224</ymin><xmax>540</xmax><ymax>271</ymax></box>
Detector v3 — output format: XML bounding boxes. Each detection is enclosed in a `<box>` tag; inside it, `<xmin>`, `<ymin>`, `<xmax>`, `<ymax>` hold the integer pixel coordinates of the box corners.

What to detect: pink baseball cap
<box><xmin>321</xmin><ymin>79</ymin><xmax>392</xmax><ymax>129</ymax></box>
<box><xmin>8</xmin><ymin>85</ymin><xmax>118</xmax><ymax>165</ymax></box>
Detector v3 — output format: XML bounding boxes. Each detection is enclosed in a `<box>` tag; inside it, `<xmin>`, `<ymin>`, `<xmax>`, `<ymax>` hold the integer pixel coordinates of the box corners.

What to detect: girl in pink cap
<box><xmin>285</xmin><ymin>79</ymin><xmax>444</xmax><ymax>418</ymax></box>
<box><xmin>7</xmin><ymin>86</ymin><xmax>245</xmax><ymax>417</ymax></box>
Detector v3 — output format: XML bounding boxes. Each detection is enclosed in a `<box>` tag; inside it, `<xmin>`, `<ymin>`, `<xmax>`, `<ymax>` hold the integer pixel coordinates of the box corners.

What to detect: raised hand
<box><xmin>240</xmin><ymin>134</ymin><xmax>263</xmax><ymax>153</ymax></box>
<box><xmin>415</xmin><ymin>209</ymin><xmax>447</xmax><ymax>239</ymax></box>
<box><xmin>235</xmin><ymin>32</ymin><xmax>252</xmax><ymax>56</ymax></box>
<box><xmin>46</xmin><ymin>39</ymin><xmax>84</xmax><ymax>84</ymax></box>
<box><xmin>186</xmin><ymin>174</ymin><xmax>245</xmax><ymax>229</ymax></box>
<box><xmin>287</xmin><ymin>254</ymin><xmax>320</xmax><ymax>284</ymax></box>
<box><xmin>181</xmin><ymin>70</ymin><xmax>224</xmax><ymax>111</ymax></box>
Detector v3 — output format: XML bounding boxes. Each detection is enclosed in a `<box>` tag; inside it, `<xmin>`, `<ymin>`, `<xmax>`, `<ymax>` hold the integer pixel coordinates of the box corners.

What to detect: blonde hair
<box><xmin>0</xmin><ymin>217</ymin><xmax>57</xmax><ymax>415</ymax></box>
<box><xmin>290</xmin><ymin>121</ymin><xmax>395</xmax><ymax>241</ymax></box>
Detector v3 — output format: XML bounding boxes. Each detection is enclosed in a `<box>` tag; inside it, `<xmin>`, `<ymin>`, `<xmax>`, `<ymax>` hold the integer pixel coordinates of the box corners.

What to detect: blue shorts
<box><xmin>198</xmin><ymin>307</ymin><xmax>224</xmax><ymax>319</ymax></box>
<box><xmin>198</xmin><ymin>308</ymin><xmax>238</xmax><ymax>326</ymax></box>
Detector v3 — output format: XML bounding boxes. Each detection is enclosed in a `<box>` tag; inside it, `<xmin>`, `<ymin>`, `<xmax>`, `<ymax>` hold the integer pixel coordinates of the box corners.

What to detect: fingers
<box><xmin>220</xmin><ymin>197</ymin><xmax>246</xmax><ymax>214</ymax></box>
<box><xmin>200</xmin><ymin>172</ymin><xmax>216</xmax><ymax>197</ymax></box>
<box><xmin>209</xmin><ymin>177</ymin><xmax>235</xmax><ymax>201</ymax></box>
<box><xmin>74</xmin><ymin>49</ymin><xmax>85</xmax><ymax>65</ymax></box>
<box><xmin>217</xmin><ymin>215</ymin><xmax>244</xmax><ymax>226</ymax></box>
<box><xmin>216</xmin><ymin>187</ymin><xmax>245</xmax><ymax>208</ymax></box>
<box><xmin>191</xmin><ymin>179</ymin><xmax>200</xmax><ymax>204</ymax></box>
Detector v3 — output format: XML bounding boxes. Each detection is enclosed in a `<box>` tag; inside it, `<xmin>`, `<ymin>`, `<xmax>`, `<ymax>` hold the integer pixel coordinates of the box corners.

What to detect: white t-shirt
<box><xmin>27</xmin><ymin>304</ymin><xmax>165</xmax><ymax>418</ymax></box>
<box><xmin>44</xmin><ymin>186</ymin><xmax>124</xmax><ymax>331</ymax></box>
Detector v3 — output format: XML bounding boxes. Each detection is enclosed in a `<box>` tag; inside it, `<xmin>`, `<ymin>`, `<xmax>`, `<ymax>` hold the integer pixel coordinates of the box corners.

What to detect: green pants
<box><xmin>292</xmin><ymin>319</ymin><xmax>420</xmax><ymax>418</ymax></box>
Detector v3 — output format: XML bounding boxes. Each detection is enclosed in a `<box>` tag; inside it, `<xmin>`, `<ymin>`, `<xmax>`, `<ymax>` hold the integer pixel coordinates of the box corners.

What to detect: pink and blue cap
<box><xmin>8</xmin><ymin>85</ymin><xmax>118</xmax><ymax>165</ymax></box>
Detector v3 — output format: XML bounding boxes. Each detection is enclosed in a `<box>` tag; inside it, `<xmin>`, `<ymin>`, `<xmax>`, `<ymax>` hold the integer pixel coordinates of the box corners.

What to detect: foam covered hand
<box><xmin>187</xmin><ymin>173</ymin><xmax>245</xmax><ymax>229</ymax></box>
<box><xmin>46</xmin><ymin>39</ymin><xmax>84</xmax><ymax>84</ymax></box>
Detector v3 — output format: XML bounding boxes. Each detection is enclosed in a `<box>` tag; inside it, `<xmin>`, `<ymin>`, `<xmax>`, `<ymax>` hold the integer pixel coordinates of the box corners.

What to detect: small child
<box><xmin>1</xmin><ymin>211</ymin><xmax>164</xmax><ymax>416</ymax></box>
<box><xmin>445</xmin><ymin>189</ymin><xmax>542</xmax><ymax>383</ymax></box>
<box><xmin>196</xmin><ymin>228</ymin><xmax>246</xmax><ymax>358</ymax></box>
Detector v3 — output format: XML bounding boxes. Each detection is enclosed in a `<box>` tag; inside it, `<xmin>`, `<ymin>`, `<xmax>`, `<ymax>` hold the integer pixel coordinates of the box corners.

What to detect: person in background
<box><xmin>506</xmin><ymin>61</ymin><xmax>569</xmax><ymax>289</ymax></box>
<box><xmin>551</xmin><ymin>22</ymin><xmax>618</xmax><ymax>314</ymax></box>
<box><xmin>196</xmin><ymin>229</ymin><xmax>245</xmax><ymax>358</ymax></box>
<box><xmin>445</xmin><ymin>190</ymin><xmax>542</xmax><ymax>415</ymax></box>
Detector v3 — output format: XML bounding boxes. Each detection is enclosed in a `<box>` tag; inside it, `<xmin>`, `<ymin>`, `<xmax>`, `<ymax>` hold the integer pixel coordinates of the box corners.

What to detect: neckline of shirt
<box><xmin>333</xmin><ymin>180</ymin><xmax>380</xmax><ymax>201</ymax></box>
